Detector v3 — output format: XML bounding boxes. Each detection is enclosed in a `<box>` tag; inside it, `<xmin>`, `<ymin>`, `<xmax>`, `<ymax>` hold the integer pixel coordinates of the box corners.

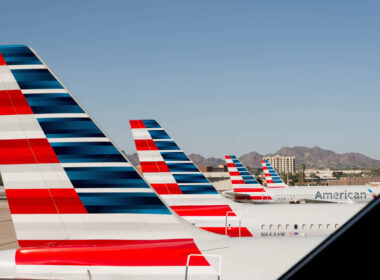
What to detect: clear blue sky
<box><xmin>2</xmin><ymin>0</ymin><xmax>380</xmax><ymax>159</ymax></box>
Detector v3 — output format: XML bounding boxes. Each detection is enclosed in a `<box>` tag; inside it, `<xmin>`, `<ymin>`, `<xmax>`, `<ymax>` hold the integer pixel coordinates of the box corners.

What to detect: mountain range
<box><xmin>124</xmin><ymin>146</ymin><xmax>380</xmax><ymax>170</ymax></box>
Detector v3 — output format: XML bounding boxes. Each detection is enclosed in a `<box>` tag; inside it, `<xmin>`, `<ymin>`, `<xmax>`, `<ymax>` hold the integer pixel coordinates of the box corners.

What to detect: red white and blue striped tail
<box><xmin>130</xmin><ymin>120</ymin><xmax>253</xmax><ymax>237</ymax></box>
<box><xmin>225</xmin><ymin>156</ymin><xmax>272</xmax><ymax>201</ymax></box>
<box><xmin>0</xmin><ymin>45</ymin><xmax>215</xmax><ymax>278</ymax></box>
<box><xmin>225</xmin><ymin>155</ymin><xmax>262</xmax><ymax>191</ymax></box>
<box><xmin>261</xmin><ymin>159</ymin><xmax>287</xmax><ymax>188</ymax></box>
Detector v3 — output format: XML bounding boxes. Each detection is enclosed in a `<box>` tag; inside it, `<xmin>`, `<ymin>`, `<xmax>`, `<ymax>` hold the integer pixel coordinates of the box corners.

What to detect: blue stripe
<box><xmin>148</xmin><ymin>130</ymin><xmax>170</xmax><ymax>139</ymax></box>
<box><xmin>178</xmin><ymin>184</ymin><xmax>218</xmax><ymax>194</ymax></box>
<box><xmin>155</xmin><ymin>141</ymin><xmax>180</xmax><ymax>151</ymax></box>
<box><xmin>173</xmin><ymin>174</ymin><xmax>209</xmax><ymax>184</ymax></box>
<box><xmin>78</xmin><ymin>192</ymin><xmax>170</xmax><ymax>214</ymax></box>
<box><xmin>161</xmin><ymin>152</ymin><xmax>189</xmax><ymax>161</ymax></box>
<box><xmin>38</xmin><ymin>118</ymin><xmax>104</xmax><ymax>138</ymax></box>
<box><xmin>12</xmin><ymin>69</ymin><xmax>63</xmax><ymax>89</ymax></box>
<box><xmin>24</xmin><ymin>93</ymin><xmax>84</xmax><ymax>114</ymax></box>
<box><xmin>166</xmin><ymin>163</ymin><xmax>198</xmax><ymax>173</ymax></box>
<box><xmin>272</xmin><ymin>180</ymin><xmax>283</xmax><ymax>183</ymax></box>
<box><xmin>50</xmin><ymin>142</ymin><xmax>126</xmax><ymax>163</ymax></box>
<box><xmin>64</xmin><ymin>167</ymin><xmax>150</xmax><ymax>189</ymax></box>
<box><xmin>142</xmin><ymin>120</ymin><xmax>161</xmax><ymax>128</ymax></box>
<box><xmin>0</xmin><ymin>45</ymin><xmax>42</xmax><ymax>65</ymax></box>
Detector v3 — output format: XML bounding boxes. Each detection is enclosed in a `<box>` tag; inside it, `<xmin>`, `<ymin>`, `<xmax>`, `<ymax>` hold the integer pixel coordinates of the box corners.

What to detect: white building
<box><xmin>263</xmin><ymin>155</ymin><xmax>295</xmax><ymax>174</ymax></box>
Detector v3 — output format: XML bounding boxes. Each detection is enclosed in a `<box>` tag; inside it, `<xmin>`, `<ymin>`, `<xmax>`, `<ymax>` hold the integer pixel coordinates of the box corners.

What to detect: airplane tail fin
<box><xmin>225</xmin><ymin>156</ymin><xmax>273</xmax><ymax>201</ymax></box>
<box><xmin>225</xmin><ymin>155</ymin><xmax>262</xmax><ymax>192</ymax></box>
<box><xmin>130</xmin><ymin>120</ymin><xmax>253</xmax><ymax>237</ymax></box>
<box><xmin>0</xmin><ymin>46</ymin><xmax>212</xmax><ymax>272</ymax></box>
<box><xmin>261</xmin><ymin>159</ymin><xmax>287</xmax><ymax>188</ymax></box>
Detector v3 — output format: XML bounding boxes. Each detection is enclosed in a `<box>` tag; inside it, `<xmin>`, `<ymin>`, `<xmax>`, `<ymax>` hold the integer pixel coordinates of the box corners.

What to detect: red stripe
<box><xmin>233</xmin><ymin>188</ymin><xmax>266</xmax><ymax>193</ymax></box>
<box><xmin>16</xmin><ymin>239</ymin><xmax>209</xmax><ymax>266</ymax></box>
<box><xmin>0</xmin><ymin>139</ymin><xmax>59</xmax><ymax>165</ymax></box>
<box><xmin>262</xmin><ymin>166</ymin><xmax>268</xmax><ymax>170</ymax></box>
<box><xmin>150</xmin><ymin>183</ymin><xmax>183</xmax><ymax>195</ymax></box>
<box><xmin>225</xmin><ymin>156</ymin><xmax>231</xmax><ymax>159</ymax></box>
<box><xmin>250</xmin><ymin>196</ymin><xmax>273</xmax><ymax>200</ymax></box>
<box><xmin>0</xmin><ymin>90</ymin><xmax>33</xmax><ymax>115</ymax></box>
<box><xmin>6</xmin><ymin>188</ymin><xmax>87</xmax><ymax>214</ymax></box>
<box><xmin>226</xmin><ymin>163</ymin><xmax>235</xmax><ymax>167</ymax></box>
<box><xmin>0</xmin><ymin>53</ymin><xmax>6</xmax><ymax>65</ymax></box>
<box><xmin>231</xmin><ymin>180</ymin><xmax>245</xmax><ymax>184</ymax></box>
<box><xmin>201</xmin><ymin>227</ymin><xmax>253</xmax><ymax>237</ymax></box>
<box><xmin>266</xmin><ymin>180</ymin><xmax>274</xmax><ymax>184</ymax></box>
<box><xmin>140</xmin><ymin>161</ymin><xmax>170</xmax><ymax>173</ymax></box>
<box><xmin>134</xmin><ymin>139</ymin><xmax>158</xmax><ymax>151</ymax></box>
<box><xmin>229</xmin><ymin>172</ymin><xmax>240</xmax><ymax>176</ymax></box>
<box><xmin>171</xmin><ymin>205</ymin><xmax>236</xmax><ymax>217</ymax></box>
<box><xmin>129</xmin><ymin>120</ymin><xmax>145</xmax><ymax>129</ymax></box>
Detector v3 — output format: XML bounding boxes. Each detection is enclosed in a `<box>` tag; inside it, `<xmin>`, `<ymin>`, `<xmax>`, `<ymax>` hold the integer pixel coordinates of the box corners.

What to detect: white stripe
<box><xmin>0</xmin><ymin>115</ymin><xmax>45</xmax><ymax>140</ymax></box>
<box><xmin>8</xmin><ymin>65</ymin><xmax>46</xmax><ymax>70</ymax></box>
<box><xmin>75</xmin><ymin>188</ymin><xmax>154</xmax><ymax>193</ymax></box>
<box><xmin>162</xmin><ymin>195</ymin><xmax>227</xmax><ymax>206</ymax></box>
<box><xmin>230</xmin><ymin>176</ymin><xmax>244</xmax><ymax>180</ymax></box>
<box><xmin>144</xmin><ymin>127</ymin><xmax>163</xmax><ymax>131</ymax></box>
<box><xmin>143</xmin><ymin>173</ymin><xmax>176</xmax><ymax>184</ymax></box>
<box><xmin>137</xmin><ymin>150</ymin><xmax>164</xmax><ymax>162</ymax></box>
<box><xmin>177</xmin><ymin>183</ymin><xmax>212</xmax><ymax>186</ymax></box>
<box><xmin>171</xmin><ymin>172</ymin><xmax>202</xmax><ymax>175</ymax></box>
<box><xmin>61</xmin><ymin>162</ymin><xmax>132</xmax><ymax>168</ymax></box>
<box><xmin>12</xmin><ymin>213</ymin><xmax>190</xmax><ymax>240</ymax></box>
<box><xmin>14</xmin><ymin>265</ymin><xmax>216</xmax><ymax>279</ymax></box>
<box><xmin>22</xmin><ymin>89</ymin><xmax>67</xmax><ymax>94</ymax></box>
<box><xmin>0</xmin><ymin>66</ymin><xmax>20</xmax><ymax>90</ymax></box>
<box><xmin>12</xmin><ymin>213</ymin><xmax>179</xmax><ymax>224</ymax></box>
<box><xmin>0</xmin><ymin>164</ymin><xmax>73</xmax><ymax>189</ymax></box>
<box><xmin>47</xmin><ymin>137</ymin><xmax>110</xmax><ymax>143</ymax></box>
<box><xmin>131</xmin><ymin>129</ymin><xmax>152</xmax><ymax>140</ymax></box>
<box><xmin>34</xmin><ymin>113</ymin><xmax>88</xmax><ymax>118</ymax></box>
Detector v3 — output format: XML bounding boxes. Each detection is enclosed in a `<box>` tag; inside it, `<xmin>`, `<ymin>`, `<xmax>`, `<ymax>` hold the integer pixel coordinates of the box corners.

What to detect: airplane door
<box><xmin>225</xmin><ymin>211</ymin><xmax>242</xmax><ymax>237</ymax></box>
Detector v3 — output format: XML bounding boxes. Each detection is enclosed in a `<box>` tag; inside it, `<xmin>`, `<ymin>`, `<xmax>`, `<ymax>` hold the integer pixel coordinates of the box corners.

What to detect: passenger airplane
<box><xmin>225</xmin><ymin>155</ymin><xmax>377</xmax><ymax>204</ymax></box>
<box><xmin>0</xmin><ymin>45</ymin><xmax>365</xmax><ymax>279</ymax></box>
<box><xmin>129</xmin><ymin>120</ymin><xmax>364</xmax><ymax>237</ymax></box>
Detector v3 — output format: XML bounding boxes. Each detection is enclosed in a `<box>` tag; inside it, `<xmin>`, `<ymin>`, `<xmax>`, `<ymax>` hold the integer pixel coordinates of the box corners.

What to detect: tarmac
<box><xmin>0</xmin><ymin>195</ymin><xmax>17</xmax><ymax>250</ymax></box>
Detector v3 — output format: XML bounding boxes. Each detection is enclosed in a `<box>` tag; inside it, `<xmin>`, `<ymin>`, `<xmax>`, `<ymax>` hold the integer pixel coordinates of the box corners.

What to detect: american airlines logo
<box><xmin>315</xmin><ymin>191</ymin><xmax>367</xmax><ymax>200</ymax></box>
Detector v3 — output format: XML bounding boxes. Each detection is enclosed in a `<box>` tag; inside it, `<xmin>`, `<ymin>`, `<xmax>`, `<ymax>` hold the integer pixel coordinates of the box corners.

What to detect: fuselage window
<box><xmin>286</xmin><ymin>224</ymin><xmax>290</xmax><ymax>230</ymax></box>
<box><xmin>302</xmin><ymin>224</ymin><xmax>306</xmax><ymax>230</ymax></box>
<box><xmin>335</xmin><ymin>224</ymin><xmax>339</xmax><ymax>229</ymax></box>
<box><xmin>294</xmin><ymin>224</ymin><xmax>298</xmax><ymax>230</ymax></box>
<box><xmin>278</xmin><ymin>224</ymin><xmax>282</xmax><ymax>230</ymax></box>
<box><xmin>319</xmin><ymin>224</ymin><xmax>322</xmax><ymax>229</ymax></box>
<box><xmin>261</xmin><ymin>225</ymin><xmax>265</xmax><ymax>230</ymax></box>
<box><xmin>327</xmin><ymin>224</ymin><xmax>330</xmax><ymax>229</ymax></box>
<box><xmin>269</xmin><ymin>224</ymin><xmax>274</xmax><ymax>230</ymax></box>
<box><xmin>310</xmin><ymin>224</ymin><xmax>314</xmax><ymax>229</ymax></box>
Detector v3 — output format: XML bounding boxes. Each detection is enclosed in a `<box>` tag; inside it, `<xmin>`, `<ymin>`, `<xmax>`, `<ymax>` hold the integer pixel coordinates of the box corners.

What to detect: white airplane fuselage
<box><xmin>0</xmin><ymin>203</ymin><xmax>362</xmax><ymax>280</ymax></box>
<box><xmin>225</xmin><ymin>185</ymin><xmax>378</xmax><ymax>204</ymax></box>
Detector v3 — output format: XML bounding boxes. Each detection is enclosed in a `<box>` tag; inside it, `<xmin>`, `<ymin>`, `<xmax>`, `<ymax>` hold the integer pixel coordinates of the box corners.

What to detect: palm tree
<box><xmin>301</xmin><ymin>163</ymin><xmax>306</xmax><ymax>184</ymax></box>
